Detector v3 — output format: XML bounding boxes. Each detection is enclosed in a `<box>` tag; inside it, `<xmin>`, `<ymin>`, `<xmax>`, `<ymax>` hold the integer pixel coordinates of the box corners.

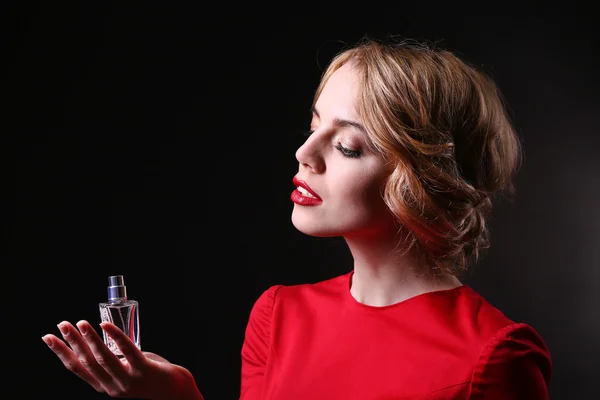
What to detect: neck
<box><xmin>344</xmin><ymin>229</ymin><xmax>462</xmax><ymax>307</ymax></box>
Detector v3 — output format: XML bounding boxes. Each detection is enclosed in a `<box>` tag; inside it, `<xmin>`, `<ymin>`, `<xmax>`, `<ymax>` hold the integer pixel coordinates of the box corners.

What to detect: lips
<box><xmin>291</xmin><ymin>176</ymin><xmax>323</xmax><ymax>206</ymax></box>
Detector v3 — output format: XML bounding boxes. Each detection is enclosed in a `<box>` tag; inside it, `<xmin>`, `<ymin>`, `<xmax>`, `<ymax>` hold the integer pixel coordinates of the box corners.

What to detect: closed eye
<box><xmin>335</xmin><ymin>143</ymin><xmax>361</xmax><ymax>158</ymax></box>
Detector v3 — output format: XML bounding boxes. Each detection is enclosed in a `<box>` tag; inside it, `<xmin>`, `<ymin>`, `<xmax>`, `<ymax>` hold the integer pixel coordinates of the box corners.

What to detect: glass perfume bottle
<box><xmin>99</xmin><ymin>275</ymin><xmax>140</xmax><ymax>357</ymax></box>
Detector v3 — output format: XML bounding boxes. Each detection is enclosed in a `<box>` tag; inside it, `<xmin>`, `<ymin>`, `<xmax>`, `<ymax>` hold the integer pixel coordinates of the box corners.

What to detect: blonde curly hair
<box><xmin>313</xmin><ymin>38</ymin><xmax>523</xmax><ymax>276</ymax></box>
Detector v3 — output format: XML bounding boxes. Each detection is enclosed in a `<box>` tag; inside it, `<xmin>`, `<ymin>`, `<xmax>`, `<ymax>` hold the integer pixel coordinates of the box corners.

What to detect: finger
<box><xmin>100</xmin><ymin>322</ymin><xmax>147</xmax><ymax>370</ymax></box>
<box><xmin>42</xmin><ymin>333</ymin><xmax>105</xmax><ymax>393</ymax></box>
<box><xmin>57</xmin><ymin>321</ymin><xmax>118</xmax><ymax>388</ymax></box>
<box><xmin>75</xmin><ymin>320</ymin><xmax>129</xmax><ymax>378</ymax></box>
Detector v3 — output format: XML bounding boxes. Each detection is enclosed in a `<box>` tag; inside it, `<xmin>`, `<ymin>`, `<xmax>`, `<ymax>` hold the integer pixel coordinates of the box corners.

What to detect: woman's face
<box><xmin>291</xmin><ymin>62</ymin><xmax>397</xmax><ymax>238</ymax></box>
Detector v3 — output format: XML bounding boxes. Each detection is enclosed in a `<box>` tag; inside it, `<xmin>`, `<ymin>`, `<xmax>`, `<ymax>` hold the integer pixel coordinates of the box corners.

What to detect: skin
<box><xmin>292</xmin><ymin>61</ymin><xmax>461</xmax><ymax>307</ymax></box>
<box><xmin>292</xmin><ymin>65</ymin><xmax>396</xmax><ymax>239</ymax></box>
<box><xmin>41</xmin><ymin>321</ymin><xmax>204</xmax><ymax>399</ymax></box>
<box><xmin>42</xmin><ymin>60</ymin><xmax>460</xmax><ymax>400</ymax></box>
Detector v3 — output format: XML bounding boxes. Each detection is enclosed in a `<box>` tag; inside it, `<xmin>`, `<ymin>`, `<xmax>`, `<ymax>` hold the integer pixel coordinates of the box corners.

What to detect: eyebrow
<box><xmin>311</xmin><ymin>106</ymin><xmax>367</xmax><ymax>135</ymax></box>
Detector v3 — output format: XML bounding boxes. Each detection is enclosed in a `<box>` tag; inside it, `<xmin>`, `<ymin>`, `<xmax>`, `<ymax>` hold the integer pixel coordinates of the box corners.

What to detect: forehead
<box><xmin>314</xmin><ymin>63</ymin><xmax>359</xmax><ymax>120</ymax></box>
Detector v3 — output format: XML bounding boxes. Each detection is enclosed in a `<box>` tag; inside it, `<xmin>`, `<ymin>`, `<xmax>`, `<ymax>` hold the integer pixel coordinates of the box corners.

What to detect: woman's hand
<box><xmin>42</xmin><ymin>320</ymin><xmax>204</xmax><ymax>400</ymax></box>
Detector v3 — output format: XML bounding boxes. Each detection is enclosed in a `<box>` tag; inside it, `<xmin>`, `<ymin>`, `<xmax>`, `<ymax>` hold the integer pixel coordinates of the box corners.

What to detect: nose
<box><xmin>295</xmin><ymin>131</ymin><xmax>325</xmax><ymax>173</ymax></box>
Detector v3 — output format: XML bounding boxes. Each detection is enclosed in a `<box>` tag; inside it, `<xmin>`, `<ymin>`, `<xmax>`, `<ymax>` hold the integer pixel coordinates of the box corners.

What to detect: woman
<box><xmin>42</xmin><ymin>37</ymin><xmax>552</xmax><ymax>399</ymax></box>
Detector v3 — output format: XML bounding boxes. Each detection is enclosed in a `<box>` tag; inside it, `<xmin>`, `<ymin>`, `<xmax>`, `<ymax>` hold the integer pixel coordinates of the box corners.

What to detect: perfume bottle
<box><xmin>99</xmin><ymin>275</ymin><xmax>140</xmax><ymax>357</ymax></box>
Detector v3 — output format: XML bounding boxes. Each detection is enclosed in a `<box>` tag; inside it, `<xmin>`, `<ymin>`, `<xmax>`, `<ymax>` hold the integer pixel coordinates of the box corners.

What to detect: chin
<box><xmin>291</xmin><ymin>212</ymin><xmax>343</xmax><ymax>238</ymax></box>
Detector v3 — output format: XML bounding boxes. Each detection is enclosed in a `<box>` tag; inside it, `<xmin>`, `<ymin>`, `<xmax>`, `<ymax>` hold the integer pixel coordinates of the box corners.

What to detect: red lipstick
<box><xmin>291</xmin><ymin>176</ymin><xmax>322</xmax><ymax>206</ymax></box>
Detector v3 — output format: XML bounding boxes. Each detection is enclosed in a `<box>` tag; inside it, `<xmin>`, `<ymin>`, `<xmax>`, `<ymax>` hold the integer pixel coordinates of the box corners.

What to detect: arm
<box><xmin>240</xmin><ymin>285</ymin><xmax>280</xmax><ymax>400</ymax></box>
<box><xmin>468</xmin><ymin>323</ymin><xmax>552</xmax><ymax>400</ymax></box>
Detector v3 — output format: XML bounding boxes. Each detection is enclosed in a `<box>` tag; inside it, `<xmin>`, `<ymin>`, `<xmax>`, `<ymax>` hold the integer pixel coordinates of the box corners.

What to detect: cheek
<box><xmin>340</xmin><ymin>172</ymin><xmax>389</xmax><ymax>213</ymax></box>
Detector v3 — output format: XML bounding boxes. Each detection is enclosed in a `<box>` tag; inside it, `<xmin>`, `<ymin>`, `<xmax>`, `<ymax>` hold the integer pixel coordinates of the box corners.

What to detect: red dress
<box><xmin>240</xmin><ymin>271</ymin><xmax>552</xmax><ymax>399</ymax></box>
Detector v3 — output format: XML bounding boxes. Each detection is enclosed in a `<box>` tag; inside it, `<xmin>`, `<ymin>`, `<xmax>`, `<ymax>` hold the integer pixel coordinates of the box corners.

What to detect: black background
<box><xmin>8</xmin><ymin>6</ymin><xmax>600</xmax><ymax>400</ymax></box>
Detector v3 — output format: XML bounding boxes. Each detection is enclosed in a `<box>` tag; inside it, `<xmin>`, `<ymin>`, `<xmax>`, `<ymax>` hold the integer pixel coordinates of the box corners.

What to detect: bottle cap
<box><xmin>107</xmin><ymin>275</ymin><xmax>127</xmax><ymax>301</ymax></box>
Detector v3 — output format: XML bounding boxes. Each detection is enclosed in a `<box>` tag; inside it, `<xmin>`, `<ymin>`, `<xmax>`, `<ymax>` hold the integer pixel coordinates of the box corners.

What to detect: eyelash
<box><xmin>301</xmin><ymin>130</ymin><xmax>361</xmax><ymax>159</ymax></box>
<box><xmin>335</xmin><ymin>143</ymin><xmax>361</xmax><ymax>158</ymax></box>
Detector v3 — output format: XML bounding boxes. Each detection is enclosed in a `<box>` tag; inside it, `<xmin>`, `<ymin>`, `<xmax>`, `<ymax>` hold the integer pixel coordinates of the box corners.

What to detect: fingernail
<box><xmin>42</xmin><ymin>335</ymin><xmax>53</xmax><ymax>348</ymax></box>
<box><xmin>77</xmin><ymin>322</ymin><xmax>88</xmax><ymax>335</ymax></box>
<box><xmin>57</xmin><ymin>322</ymin><xmax>68</xmax><ymax>336</ymax></box>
